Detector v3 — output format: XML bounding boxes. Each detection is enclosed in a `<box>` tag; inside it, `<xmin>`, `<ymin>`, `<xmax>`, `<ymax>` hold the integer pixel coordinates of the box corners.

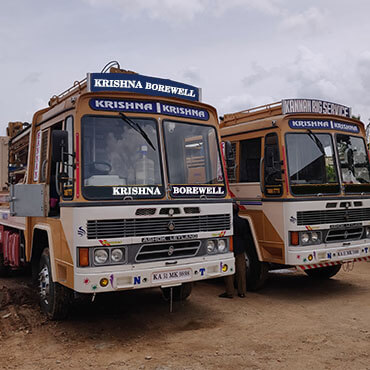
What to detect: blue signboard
<box><xmin>87</xmin><ymin>73</ymin><xmax>200</xmax><ymax>102</ymax></box>
<box><xmin>288</xmin><ymin>119</ymin><xmax>359</xmax><ymax>133</ymax></box>
<box><xmin>89</xmin><ymin>98</ymin><xmax>210</xmax><ymax>121</ymax></box>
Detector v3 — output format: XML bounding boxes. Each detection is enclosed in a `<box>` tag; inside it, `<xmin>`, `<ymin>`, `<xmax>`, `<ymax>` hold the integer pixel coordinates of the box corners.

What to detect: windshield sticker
<box><xmin>289</xmin><ymin>119</ymin><xmax>359</xmax><ymax>133</ymax></box>
<box><xmin>112</xmin><ymin>186</ymin><xmax>162</xmax><ymax>196</ymax></box>
<box><xmin>282</xmin><ymin>99</ymin><xmax>351</xmax><ymax>118</ymax></box>
<box><xmin>88</xmin><ymin>73</ymin><xmax>200</xmax><ymax>102</ymax></box>
<box><xmin>158</xmin><ymin>103</ymin><xmax>209</xmax><ymax>121</ymax></box>
<box><xmin>90</xmin><ymin>99</ymin><xmax>156</xmax><ymax>113</ymax></box>
<box><xmin>89</xmin><ymin>98</ymin><xmax>209</xmax><ymax>121</ymax></box>
<box><xmin>171</xmin><ymin>185</ymin><xmax>226</xmax><ymax>197</ymax></box>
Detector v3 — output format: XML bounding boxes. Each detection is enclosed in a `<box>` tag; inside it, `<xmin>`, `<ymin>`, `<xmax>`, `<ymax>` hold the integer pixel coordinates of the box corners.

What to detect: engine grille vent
<box><xmin>184</xmin><ymin>207</ymin><xmax>200</xmax><ymax>214</ymax></box>
<box><xmin>297</xmin><ymin>208</ymin><xmax>370</xmax><ymax>226</ymax></box>
<box><xmin>135</xmin><ymin>208</ymin><xmax>156</xmax><ymax>216</ymax></box>
<box><xmin>87</xmin><ymin>214</ymin><xmax>231</xmax><ymax>239</ymax></box>
<box><xmin>325</xmin><ymin>227</ymin><xmax>363</xmax><ymax>243</ymax></box>
<box><xmin>136</xmin><ymin>241</ymin><xmax>201</xmax><ymax>262</ymax></box>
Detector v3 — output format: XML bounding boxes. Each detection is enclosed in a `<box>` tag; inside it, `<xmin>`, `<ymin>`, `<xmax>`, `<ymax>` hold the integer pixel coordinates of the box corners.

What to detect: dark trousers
<box><xmin>225</xmin><ymin>252</ymin><xmax>247</xmax><ymax>296</ymax></box>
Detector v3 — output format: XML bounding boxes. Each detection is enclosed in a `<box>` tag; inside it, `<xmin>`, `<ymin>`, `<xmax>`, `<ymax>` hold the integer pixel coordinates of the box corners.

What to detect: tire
<box><xmin>244</xmin><ymin>244</ymin><xmax>269</xmax><ymax>291</ymax></box>
<box><xmin>161</xmin><ymin>283</ymin><xmax>193</xmax><ymax>301</ymax></box>
<box><xmin>38</xmin><ymin>248</ymin><xmax>71</xmax><ymax>320</ymax></box>
<box><xmin>304</xmin><ymin>264</ymin><xmax>341</xmax><ymax>279</ymax></box>
<box><xmin>0</xmin><ymin>252</ymin><xmax>9</xmax><ymax>277</ymax></box>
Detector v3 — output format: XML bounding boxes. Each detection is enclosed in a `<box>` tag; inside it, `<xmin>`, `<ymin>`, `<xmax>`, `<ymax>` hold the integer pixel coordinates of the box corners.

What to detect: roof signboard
<box><xmin>87</xmin><ymin>73</ymin><xmax>201</xmax><ymax>102</ymax></box>
<box><xmin>282</xmin><ymin>99</ymin><xmax>351</xmax><ymax>118</ymax></box>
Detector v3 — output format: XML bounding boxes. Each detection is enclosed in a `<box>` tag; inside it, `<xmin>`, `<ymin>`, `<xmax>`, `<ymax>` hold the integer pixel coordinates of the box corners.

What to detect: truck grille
<box><xmin>325</xmin><ymin>227</ymin><xmax>364</xmax><ymax>242</ymax></box>
<box><xmin>86</xmin><ymin>214</ymin><xmax>231</xmax><ymax>239</ymax></box>
<box><xmin>297</xmin><ymin>208</ymin><xmax>370</xmax><ymax>226</ymax></box>
<box><xmin>136</xmin><ymin>241</ymin><xmax>201</xmax><ymax>262</ymax></box>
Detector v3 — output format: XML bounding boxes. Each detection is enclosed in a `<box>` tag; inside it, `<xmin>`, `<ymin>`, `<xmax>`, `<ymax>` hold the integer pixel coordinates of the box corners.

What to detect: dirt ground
<box><xmin>0</xmin><ymin>263</ymin><xmax>369</xmax><ymax>370</ymax></box>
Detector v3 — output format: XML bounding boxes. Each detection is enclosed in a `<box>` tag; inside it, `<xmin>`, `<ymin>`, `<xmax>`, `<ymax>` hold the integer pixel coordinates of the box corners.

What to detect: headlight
<box><xmin>366</xmin><ymin>226</ymin><xmax>370</xmax><ymax>238</ymax></box>
<box><xmin>94</xmin><ymin>249</ymin><xmax>109</xmax><ymax>264</ymax></box>
<box><xmin>217</xmin><ymin>239</ymin><xmax>227</xmax><ymax>253</ymax></box>
<box><xmin>301</xmin><ymin>232</ymin><xmax>310</xmax><ymax>244</ymax></box>
<box><xmin>207</xmin><ymin>240</ymin><xmax>216</xmax><ymax>253</ymax></box>
<box><xmin>111</xmin><ymin>248</ymin><xmax>124</xmax><ymax>262</ymax></box>
<box><xmin>311</xmin><ymin>232</ymin><xmax>319</xmax><ymax>243</ymax></box>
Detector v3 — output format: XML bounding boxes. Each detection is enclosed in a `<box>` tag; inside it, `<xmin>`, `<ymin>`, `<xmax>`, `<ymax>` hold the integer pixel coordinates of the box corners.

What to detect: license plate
<box><xmin>337</xmin><ymin>249</ymin><xmax>360</xmax><ymax>257</ymax></box>
<box><xmin>152</xmin><ymin>268</ymin><xmax>192</xmax><ymax>283</ymax></box>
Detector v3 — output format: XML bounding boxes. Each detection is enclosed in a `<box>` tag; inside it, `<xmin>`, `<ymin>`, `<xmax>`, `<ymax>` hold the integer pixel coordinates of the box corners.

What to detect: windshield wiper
<box><xmin>118</xmin><ymin>112</ymin><xmax>156</xmax><ymax>151</ymax></box>
<box><xmin>307</xmin><ymin>129</ymin><xmax>325</xmax><ymax>155</ymax></box>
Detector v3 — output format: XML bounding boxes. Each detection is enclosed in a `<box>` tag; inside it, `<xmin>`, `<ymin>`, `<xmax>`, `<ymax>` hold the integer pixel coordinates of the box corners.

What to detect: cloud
<box><xmin>82</xmin><ymin>0</ymin><xmax>205</xmax><ymax>22</ymax></box>
<box><xmin>182</xmin><ymin>67</ymin><xmax>201</xmax><ymax>84</ymax></box>
<box><xmin>210</xmin><ymin>0</ymin><xmax>282</xmax><ymax>17</ymax></box>
<box><xmin>279</xmin><ymin>7</ymin><xmax>326</xmax><ymax>34</ymax></box>
<box><xmin>218</xmin><ymin>93</ymin><xmax>274</xmax><ymax>116</ymax></box>
<box><xmin>357</xmin><ymin>52</ymin><xmax>370</xmax><ymax>90</ymax></box>
<box><xmin>284</xmin><ymin>46</ymin><xmax>339</xmax><ymax>100</ymax></box>
<box><xmin>242</xmin><ymin>63</ymin><xmax>271</xmax><ymax>86</ymax></box>
<box><xmin>22</xmin><ymin>72</ymin><xmax>42</xmax><ymax>84</ymax></box>
<box><xmin>81</xmin><ymin>0</ymin><xmax>283</xmax><ymax>24</ymax></box>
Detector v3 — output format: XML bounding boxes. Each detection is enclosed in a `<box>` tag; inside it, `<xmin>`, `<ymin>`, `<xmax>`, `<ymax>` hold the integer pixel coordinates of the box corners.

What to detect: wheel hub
<box><xmin>39</xmin><ymin>265</ymin><xmax>50</xmax><ymax>304</ymax></box>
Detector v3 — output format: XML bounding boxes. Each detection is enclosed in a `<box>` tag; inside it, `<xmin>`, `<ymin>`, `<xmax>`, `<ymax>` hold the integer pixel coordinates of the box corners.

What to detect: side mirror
<box><xmin>52</xmin><ymin>130</ymin><xmax>68</xmax><ymax>162</ymax></box>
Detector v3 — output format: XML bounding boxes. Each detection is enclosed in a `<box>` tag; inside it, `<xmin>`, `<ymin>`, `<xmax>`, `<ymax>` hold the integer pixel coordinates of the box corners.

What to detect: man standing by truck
<box><xmin>219</xmin><ymin>202</ymin><xmax>248</xmax><ymax>298</ymax></box>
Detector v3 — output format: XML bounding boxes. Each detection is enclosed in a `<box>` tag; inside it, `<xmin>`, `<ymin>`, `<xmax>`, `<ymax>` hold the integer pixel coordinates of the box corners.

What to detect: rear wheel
<box><xmin>161</xmin><ymin>283</ymin><xmax>193</xmax><ymax>301</ymax></box>
<box><xmin>38</xmin><ymin>248</ymin><xmax>71</xmax><ymax>320</ymax></box>
<box><xmin>304</xmin><ymin>264</ymin><xmax>341</xmax><ymax>279</ymax></box>
<box><xmin>245</xmin><ymin>247</ymin><xmax>269</xmax><ymax>291</ymax></box>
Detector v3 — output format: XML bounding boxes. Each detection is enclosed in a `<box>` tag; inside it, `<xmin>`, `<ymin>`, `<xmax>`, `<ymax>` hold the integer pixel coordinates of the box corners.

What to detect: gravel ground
<box><xmin>0</xmin><ymin>262</ymin><xmax>369</xmax><ymax>369</ymax></box>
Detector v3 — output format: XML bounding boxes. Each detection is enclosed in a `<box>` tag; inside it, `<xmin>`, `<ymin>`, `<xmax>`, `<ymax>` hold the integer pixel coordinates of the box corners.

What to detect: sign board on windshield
<box><xmin>89</xmin><ymin>98</ymin><xmax>209</xmax><ymax>121</ymax></box>
<box><xmin>288</xmin><ymin>119</ymin><xmax>359</xmax><ymax>133</ymax></box>
<box><xmin>282</xmin><ymin>99</ymin><xmax>351</xmax><ymax>118</ymax></box>
<box><xmin>88</xmin><ymin>73</ymin><xmax>201</xmax><ymax>102</ymax></box>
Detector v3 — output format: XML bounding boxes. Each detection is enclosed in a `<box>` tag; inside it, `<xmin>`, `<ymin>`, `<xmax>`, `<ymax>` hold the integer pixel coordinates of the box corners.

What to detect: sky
<box><xmin>1</xmin><ymin>0</ymin><xmax>370</xmax><ymax>135</ymax></box>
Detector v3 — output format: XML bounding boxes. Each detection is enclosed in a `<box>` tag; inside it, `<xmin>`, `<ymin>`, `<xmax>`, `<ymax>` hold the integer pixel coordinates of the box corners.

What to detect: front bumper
<box><xmin>74</xmin><ymin>254</ymin><xmax>235</xmax><ymax>293</ymax></box>
<box><xmin>287</xmin><ymin>241</ymin><xmax>370</xmax><ymax>266</ymax></box>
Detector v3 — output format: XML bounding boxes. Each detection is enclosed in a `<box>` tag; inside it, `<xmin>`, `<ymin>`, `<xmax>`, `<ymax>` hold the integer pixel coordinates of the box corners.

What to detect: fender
<box><xmin>239</xmin><ymin>215</ymin><xmax>263</xmax><ymax>261</ymax></box>
<box><xmin>31</xmin><ymin>224</ymin><xmax>57</xmax><ymax>280</ymax></box>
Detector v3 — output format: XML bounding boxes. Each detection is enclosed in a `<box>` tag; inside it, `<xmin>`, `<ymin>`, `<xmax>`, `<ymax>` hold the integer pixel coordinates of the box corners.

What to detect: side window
<box><xmin>225</xmin><ymin>142</ymin><xmax>237</xmax><ymax>183</ymax></box>
<box><xmin>240</xmin><ymin>138</ymin><xmax>261</xmax><ymax>182</ymax></box>
<box><xmin>39</xmin><ymin>129</ymin><xmax>50</xmax><ymax>183</ymax></box>
<box><xmin>62</xmin><ymin>116</ymin><xmax>74</xmax><ymax>200</ymax></box>
<box><xmin>264</xmin><ymin>133</ymin><xmax>282</xmax><ymax>196</ymax></box>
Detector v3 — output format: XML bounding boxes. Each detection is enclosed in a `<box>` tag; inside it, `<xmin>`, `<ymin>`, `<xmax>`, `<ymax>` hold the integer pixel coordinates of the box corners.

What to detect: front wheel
<box><xmin>304</xmin><ymin>264</ymin><xmax>341</xmax><ymax>279</ymax></box>
<box><xmin>161</xmin><ymin>283</ymin><xmax>193</xmax><ymax>301</ymax></box>
<box><xmin>39</xmin><ymin>248</ymin><xmax>72</xmax><ymax>320</ymax></box>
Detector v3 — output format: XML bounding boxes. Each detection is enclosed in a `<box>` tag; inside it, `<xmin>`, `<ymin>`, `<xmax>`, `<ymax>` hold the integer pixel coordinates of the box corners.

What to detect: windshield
<box><xmin>82</xmin><ymin>115</ymin><xmax>163</xmax><ymax>199</ymax></box>
<box><xmin>286</xmin><ymin>133</ymin><xmax>340</xmax><ymax>195</ymax></box>
<box><xmin>336</xmin><ymin>134</ymin><xmax>370</xmax><ymax>193</ymax></box>
<box><xmin>163</xmin><ymin>120</ymin><xmax>225</xmax><ymax>197</ymax></box>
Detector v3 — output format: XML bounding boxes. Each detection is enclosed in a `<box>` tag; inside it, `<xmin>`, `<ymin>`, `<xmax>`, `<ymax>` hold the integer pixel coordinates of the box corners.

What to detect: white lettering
<box><xmin>144</xmin><ymin>103</ymin><xmax>152</xmax><ymax>111</ymax></box>
<box><xmin>171</xmin><ymin>186</ymin><xmax>224</xmax><ymax>196</ymax></box>
<box><xmin>95</xmin><ymin>100</ymin><xmax>105</xmax><ymax>108</ymax></box>
<box><xmin>94</xmin><ymin>79</ymin><xmax>103</xmax><ymax>87</ymax></box>
<box><xmin>113</xmin><ymin>187</ymin><xmax>122</xmax><ymax>196</ymax></box>
<box><xmin>112</xmin><ymin>187</ymin><xmax>161</xmax><ymax>196</ymax></box>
